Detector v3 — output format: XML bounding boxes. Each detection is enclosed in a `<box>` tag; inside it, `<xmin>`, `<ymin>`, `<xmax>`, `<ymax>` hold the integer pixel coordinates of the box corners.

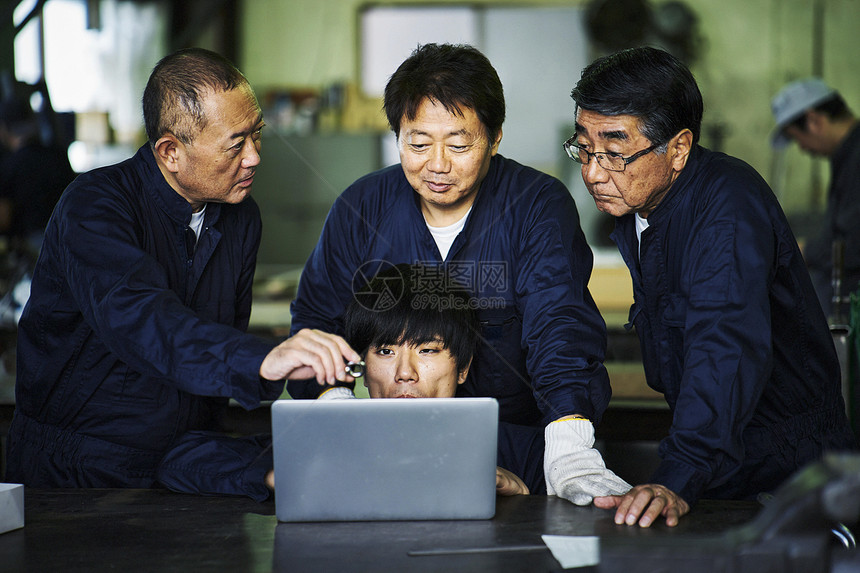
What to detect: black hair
<box><xmin>571</xmin><ymin>46</ymin><xmax>703</xmax><ymax>145</ymax></box>
<box><xmin>344</xmin><ymin>263</ymin><xmax>479</xmax><ymax>375</ymax></box>
<box><xmin>383</xmin><ymin>43</ymin><xmax>505</xmax><ymax>141</ymax></box>
<box><xmin>788</xmin><ymin>94</ymin><xmax>852</xmax><ymax>131</ymax></box>
<box><xmin>142</xmin><ymin>47</ymin><xmax>254</xmax><ymax>145</ymax></box>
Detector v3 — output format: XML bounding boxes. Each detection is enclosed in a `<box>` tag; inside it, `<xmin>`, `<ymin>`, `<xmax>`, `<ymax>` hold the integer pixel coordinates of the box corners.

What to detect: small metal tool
<box><xmin>345</xmin><ymin>360</ymin><xmax>365</xmax><ymax>378</ymax></box>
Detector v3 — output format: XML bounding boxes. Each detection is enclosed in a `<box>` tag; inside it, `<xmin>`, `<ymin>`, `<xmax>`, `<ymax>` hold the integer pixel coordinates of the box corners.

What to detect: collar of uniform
<box><xmin>642</xmin><ymin>144</ymin><xmax>702</xmax><ymax>226</ymax></box>
<box><xmin>477</xmin><ymin>153</ymin><xmax>502</xmax><ymax>203</ymax></box>
<box><xmin>135</xmin><ymin>143</ymin><xmax>222</xmax><ymax>228</ymax></box>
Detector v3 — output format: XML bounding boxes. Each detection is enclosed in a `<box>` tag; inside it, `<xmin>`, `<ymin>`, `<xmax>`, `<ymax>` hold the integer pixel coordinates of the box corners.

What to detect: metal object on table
<box><xmin>831</xmin><ymin>522</ymin><xmax>857</xmax><ymax>550</ymax></box>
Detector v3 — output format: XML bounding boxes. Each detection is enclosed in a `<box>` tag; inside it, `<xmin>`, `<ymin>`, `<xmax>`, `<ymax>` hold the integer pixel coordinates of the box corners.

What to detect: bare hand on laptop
<box><xmin>259</xmin><ymin>328</ymin><xmax>362</xmax><ymax>385</ymax></box>
<box><xmin>496</xmin><ymin>467</ymin><xmax>529</xmax><ymax>496</ymax></box>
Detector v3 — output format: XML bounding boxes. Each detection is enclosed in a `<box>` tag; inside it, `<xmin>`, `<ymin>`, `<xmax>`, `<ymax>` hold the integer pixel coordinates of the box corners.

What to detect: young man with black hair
<box><xmin>326</xmin><ymin>263</ymin><xmax>546</xmax><ymax>495</ymax></box>
<box><xmin>157</xmin><ymin>263</ymin><xmax>545</xmax><ymax>498</ymax></box>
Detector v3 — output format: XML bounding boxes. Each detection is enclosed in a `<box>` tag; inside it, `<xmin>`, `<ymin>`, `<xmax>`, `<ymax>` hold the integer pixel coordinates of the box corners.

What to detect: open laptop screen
<box><xmin>271</xmin><ymin>397</ymin><xmax>499</xmax><ymax>522</ymax></box>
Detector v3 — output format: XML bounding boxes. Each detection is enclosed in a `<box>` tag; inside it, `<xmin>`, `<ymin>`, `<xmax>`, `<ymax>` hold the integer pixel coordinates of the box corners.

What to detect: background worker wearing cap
<box><xmin>771</xmin><ymin>78</ymin><xmax>860</xmax><ymax>318</ymax></box>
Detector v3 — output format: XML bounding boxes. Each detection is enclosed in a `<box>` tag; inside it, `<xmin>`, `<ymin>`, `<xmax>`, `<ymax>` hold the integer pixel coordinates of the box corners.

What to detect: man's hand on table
<box><xmin>594</xmin><ymin>484</ymin><xmax>690</xmax><ymax>528</ymax></box>
<box><xmin>259</xmin><ymin>328</ymin><xmax>361</xmax><ymax>385</ymax></box>
<box><xmin>496</xmin><ymin>467</ymin><xmax>530</xmax><ymax>496</ymax></box>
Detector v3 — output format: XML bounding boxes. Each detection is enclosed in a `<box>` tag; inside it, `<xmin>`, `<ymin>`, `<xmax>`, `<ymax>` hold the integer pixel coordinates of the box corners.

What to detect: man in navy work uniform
<box><xmin>288</xmin><ymin>43</ymin><xmax>631</xmax><ymax>506</ymax></box>
<box><xmin>565</xmin><ymin>46</ymin><xmax>857</xmax><ymax>528</ymax></box>
<box><xmin>5</xmin><ymin>48</ymin><xmax>360</xmax><ymax>488</ymax></box>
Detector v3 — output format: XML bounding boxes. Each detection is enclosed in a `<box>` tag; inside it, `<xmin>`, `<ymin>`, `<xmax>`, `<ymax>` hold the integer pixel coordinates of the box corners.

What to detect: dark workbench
<box><xmin>7</xmin><ymin>478</ymin><xmax>860</xmax><ymax>573</ymax></box>
<box><xmin>0</xmin><ymin>488</ymin><xmax>761</xmax><ymax>572</ymax></box>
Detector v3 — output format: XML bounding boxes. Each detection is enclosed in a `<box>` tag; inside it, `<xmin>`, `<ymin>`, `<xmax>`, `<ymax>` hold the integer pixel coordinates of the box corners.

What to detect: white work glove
<box><xmin>318</xmin><ymin>386</ymin><xmax>356</xmax><ymax>400</ymax></box>
<box><xmin>544</xmin><ymin>418</ymin><xmax>632</xmax><ymax>506</ymax></box>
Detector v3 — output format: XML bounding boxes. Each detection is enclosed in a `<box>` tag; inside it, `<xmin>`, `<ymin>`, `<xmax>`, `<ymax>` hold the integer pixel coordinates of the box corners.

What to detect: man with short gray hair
<box><xmin>6</xmin><ymin>48</ymin><xmax>360</xmax><ymax>489</ymax></box>
<box><xmin>568</xmin><ymin>46</ymin><xmax>856</xmax><ymax>528</ymax></box>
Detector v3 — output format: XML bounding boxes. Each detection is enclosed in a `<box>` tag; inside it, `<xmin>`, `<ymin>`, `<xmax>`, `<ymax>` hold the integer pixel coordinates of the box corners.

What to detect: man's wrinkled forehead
<box><xmin>574</xmin><ymin>107</ymin><xmax>639</xmax><ymax>142</ymax></box>
<box><xmin>400</xmin><ymin>125</ymin><xmax>474</xmax><ymax>140</ymax></box>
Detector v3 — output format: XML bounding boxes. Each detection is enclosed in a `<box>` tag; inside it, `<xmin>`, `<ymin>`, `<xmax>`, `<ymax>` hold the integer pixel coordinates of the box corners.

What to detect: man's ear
<box><xmin>457</xmin><ymin>358</ymin><xmax>473</xmax><ymax>385</ymax></box>
<box><xmin>669</xmin><ymin>128</ymin><xmax>693</xmax><ymax>172</ymax></box>
<box><xmin>490</xmin><ymin>128</ymin><xmax>503</xmax><ymax>155</ymax></box>
<box><xmin>153</xmin><ymin>134</ymin><xmax>181</xmax><ymax>174</ymax></box>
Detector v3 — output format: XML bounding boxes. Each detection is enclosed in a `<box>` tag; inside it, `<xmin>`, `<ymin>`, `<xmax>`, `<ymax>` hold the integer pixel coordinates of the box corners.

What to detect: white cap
<box><xmin>770</xmin><ymin>78</ymin><xmax>837</xmax><ymax>148</ymax></box>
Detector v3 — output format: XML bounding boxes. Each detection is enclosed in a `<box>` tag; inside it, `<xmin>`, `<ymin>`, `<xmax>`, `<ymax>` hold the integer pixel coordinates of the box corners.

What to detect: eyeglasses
<box><xmin>563</xmin><ymin>136</ymin><xmax>661</xmax><ymax>172</ymax></box>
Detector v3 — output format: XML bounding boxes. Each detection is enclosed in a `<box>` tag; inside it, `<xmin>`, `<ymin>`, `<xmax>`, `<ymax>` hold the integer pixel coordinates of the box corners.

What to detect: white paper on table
<box><xmin>0</xmin><ymin>483</ymin><xmax>25</xmax><ymax>534</ymax></box>
<box><xmin>541</xmin><ymin>534</ymin><xmax>599</xmax><ymax>569</ymax></box>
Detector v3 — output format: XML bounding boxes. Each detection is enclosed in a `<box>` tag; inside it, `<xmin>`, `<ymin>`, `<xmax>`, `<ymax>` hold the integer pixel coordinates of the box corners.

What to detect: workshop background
<box><xmin>1</xmin><ymin>0</ymin><xmax>859</xmax><ymax>482</ymax></box>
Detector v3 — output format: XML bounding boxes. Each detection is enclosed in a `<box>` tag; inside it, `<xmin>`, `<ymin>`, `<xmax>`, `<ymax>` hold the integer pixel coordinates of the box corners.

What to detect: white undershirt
<box><xmin>189</xmin><ymin>206</ymin><xmax>206</xmax><ymax>240</ymax></box>
<box><xmin>634</xmin><ymin>213</ymin><xmax>649</xmax><ymax>258</ymax></box>
<box><xmin>426</xmin><ymin>207</ymin><xmax>472</xmax><ymax>260</ymax></box>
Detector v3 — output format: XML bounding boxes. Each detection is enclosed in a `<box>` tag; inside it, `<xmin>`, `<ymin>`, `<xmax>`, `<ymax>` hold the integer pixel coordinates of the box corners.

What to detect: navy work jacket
<box><xmin>289</xmin><ymin>154</ymin><xmax>609</xmax><ymax>427</ymax></box>
<box><xmin>6</xmin><ymin>144</ymin><xmax>279</xmax><ymax>488</ymax></box>
<box><xmin>613</xmin><ymin>145</ymin><xmax>856</xmax><ymax>505</ymax></box>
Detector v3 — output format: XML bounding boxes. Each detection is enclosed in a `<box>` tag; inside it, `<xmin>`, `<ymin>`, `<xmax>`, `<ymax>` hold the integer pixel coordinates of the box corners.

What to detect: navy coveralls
<box><xmin>613</xmin><ymin>145</ymin><xmax>857</xmax><ymax>505</ymax></box>
<box><xmin>6</xmin><ymin>145</ymin><xmax>279</xmax><ymax>488</ymax></box>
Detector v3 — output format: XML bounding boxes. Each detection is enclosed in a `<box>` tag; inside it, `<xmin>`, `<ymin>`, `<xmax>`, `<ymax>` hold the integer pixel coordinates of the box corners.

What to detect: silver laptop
<box><xmin>271</xmin><ymin>397</ymin><xmax>499</xmax><ymax>522</ymax></box>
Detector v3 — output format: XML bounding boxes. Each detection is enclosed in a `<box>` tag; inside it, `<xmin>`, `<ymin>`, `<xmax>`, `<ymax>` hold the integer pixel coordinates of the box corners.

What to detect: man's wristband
<box><xmin>551</xmin><ymin>415</ymin><xmax>591</xmax><ymax>424</ymax></box>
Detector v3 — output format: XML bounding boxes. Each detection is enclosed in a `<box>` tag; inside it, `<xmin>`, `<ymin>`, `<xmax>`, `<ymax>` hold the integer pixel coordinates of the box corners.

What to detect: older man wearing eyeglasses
<box><xmin>564</xmin><ymin>47</ymin><xmax>857</xmax><ymax>528</ymax></box>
